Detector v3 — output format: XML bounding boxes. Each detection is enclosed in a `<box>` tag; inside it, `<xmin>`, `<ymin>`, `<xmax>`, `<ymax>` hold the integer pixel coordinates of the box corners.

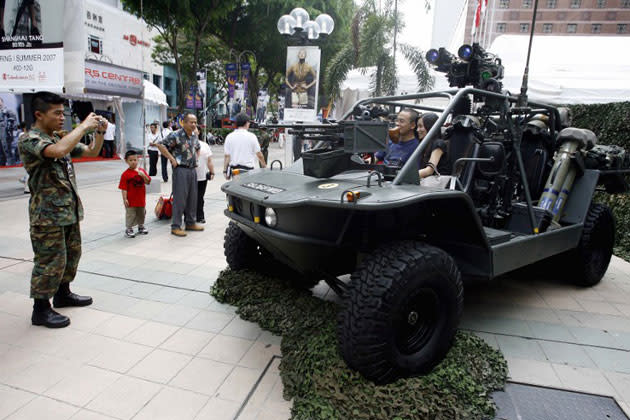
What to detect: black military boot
<box><xmin>31</xmin><ymin>298</ymin><xmax>70</xmax><ymax>328</ymax></box>
<box><xmin>52</xmin><ymin>282</ymin><xmax>93</xmax><ymax>308</ymax></box>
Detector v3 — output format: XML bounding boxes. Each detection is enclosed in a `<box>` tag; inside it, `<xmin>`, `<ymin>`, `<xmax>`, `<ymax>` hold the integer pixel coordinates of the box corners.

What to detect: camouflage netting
<box><xmin>570</xmin><ymin>102</ymin><xmax>630</xmax><ymax>261</ymax></box>
<box><xmin>211</xmin><ymin>269</ymin><xmax>508</xmax><ymax>420</ymax></box>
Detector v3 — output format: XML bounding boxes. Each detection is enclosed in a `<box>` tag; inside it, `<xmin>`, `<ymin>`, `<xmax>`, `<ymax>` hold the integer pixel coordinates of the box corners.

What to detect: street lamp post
<box><xmin>277</xmin><ymin>8</ymin><xmax>335</xmax><ymax>45</ymax></box>
<box><xmin>276</xmin><ymin>8</ymin><xmax>334</xmax><ymax>163</ymax></box>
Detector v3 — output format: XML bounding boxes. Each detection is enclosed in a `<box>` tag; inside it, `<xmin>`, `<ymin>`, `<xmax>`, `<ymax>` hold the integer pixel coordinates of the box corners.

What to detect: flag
<box><xmin>471</xmin><ymin>0</ymin><xmax>489</xmax><ymax>40</ymax></box>
<box><xmin>471</xmin><ymin>0</ymin><xmax>482</xmax><ymax>37</ymax></box>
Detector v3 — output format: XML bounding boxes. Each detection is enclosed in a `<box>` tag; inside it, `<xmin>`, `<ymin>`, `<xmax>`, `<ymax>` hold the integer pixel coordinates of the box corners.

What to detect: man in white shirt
<box><xmin>147</xmin><ymin>121</ymin><xmax>161</xmax><ymax>176</ymax></box>
<box><xmin>158</xmin><ymin>121</ymin><xmax>172</xmax><ymax>182</ymax></box>
<box><xmin>195</xmin><ymin>139</ymin><xmax>215</xmax><ymax>223</ymax></box>
<box><xmin>103</xmin><ymin>116</ymin><xmax>116</xmax><ymax>158</ymax></box>
<box><xmin>223</xmin><ymin>113</ymin><xmax>266</xmax><ymax>179</ymax></box>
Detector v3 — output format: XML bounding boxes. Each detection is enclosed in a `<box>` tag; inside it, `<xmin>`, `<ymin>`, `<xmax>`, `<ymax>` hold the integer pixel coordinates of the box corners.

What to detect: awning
<box><xmin>143</xmin><ymin>79</ymin><xmax>168</xmax><ymax>106</ymax></box>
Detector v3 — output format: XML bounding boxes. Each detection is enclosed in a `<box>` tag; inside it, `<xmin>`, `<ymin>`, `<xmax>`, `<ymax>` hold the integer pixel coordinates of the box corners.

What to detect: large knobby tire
<box><xmin>338</xmin><ymin>241</ymin><xmax>463</xmax><ymax>384</ymax></box>
<box><xmin>224</xmin><ymin>222</ymin><xmax>320</xmax><ymax>289</ymax></box>
<box><xmin>224</xmin><ymin>221</ymin><xmax>261</xmax><ymax>270</ymax></box>
<box><xmin>570</xmin><ymin>203</ymin><xmax>615</xmax><ymax>287</ymax></box>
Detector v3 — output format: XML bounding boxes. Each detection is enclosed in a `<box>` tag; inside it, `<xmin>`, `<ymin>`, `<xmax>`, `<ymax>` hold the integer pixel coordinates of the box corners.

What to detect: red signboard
<box><xmin>123</xmin><ymin>34</ymin><xmax>150</xmax><ymax>48</ymax></box>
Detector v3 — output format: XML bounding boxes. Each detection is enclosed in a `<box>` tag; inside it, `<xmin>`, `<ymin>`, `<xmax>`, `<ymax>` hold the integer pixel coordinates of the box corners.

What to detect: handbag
<box><xmin>155</xmin><ymin>194</ymin><xmax>173</xmax><ymax>219</ymax></box>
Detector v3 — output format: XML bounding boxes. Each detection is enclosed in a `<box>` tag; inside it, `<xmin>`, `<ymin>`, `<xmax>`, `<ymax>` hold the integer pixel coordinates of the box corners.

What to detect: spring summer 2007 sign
<box><xmin>0</xmin><ymin>0</ymin><xmax>65</xmax><ymax>92</ymax></box>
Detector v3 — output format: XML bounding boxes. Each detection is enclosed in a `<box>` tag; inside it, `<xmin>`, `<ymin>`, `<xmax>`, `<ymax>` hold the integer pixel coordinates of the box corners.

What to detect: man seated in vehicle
<box><xmin>375</xmin><ymin>109</ymin><xmax>422</xmax><ymax>168</ymax></box>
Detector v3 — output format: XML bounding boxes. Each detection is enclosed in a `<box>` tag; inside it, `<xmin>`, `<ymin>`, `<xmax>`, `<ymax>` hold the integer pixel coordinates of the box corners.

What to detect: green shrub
<box><xmin>211</xmin><ymin>269</ymin><xmax>508</xmax><ymax>420</ymax></box>
<box><xmin>569</xmin><ymin>102</ymin><xmax>630</xmax><ymax>261</ymax></box>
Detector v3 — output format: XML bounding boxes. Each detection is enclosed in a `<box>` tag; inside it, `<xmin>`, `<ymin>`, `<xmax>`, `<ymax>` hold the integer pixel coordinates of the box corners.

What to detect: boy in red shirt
<box><xmin>118</xmin><ymin>150</ymin><xmax>151</xmax><ymax>238</ymax></box>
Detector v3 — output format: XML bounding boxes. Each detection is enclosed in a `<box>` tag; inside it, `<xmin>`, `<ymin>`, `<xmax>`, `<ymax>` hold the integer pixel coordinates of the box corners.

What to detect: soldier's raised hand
<box><xmin>81</xmin><ymin>113</ymin><xmax>103</xmax><ymax>131</ymax></box>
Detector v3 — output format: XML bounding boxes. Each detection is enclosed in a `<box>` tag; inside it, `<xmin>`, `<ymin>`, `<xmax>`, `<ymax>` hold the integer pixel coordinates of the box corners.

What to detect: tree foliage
<box><xmin>324</xmin><ymin>0</ymin><xmax>434</xmax><ymax>105</ymax></box>
<box><xmin>122</xmin><ymin>0</ymin><xmax>237</xmax><ymax>112</ymax></box>
<box><xmin>212</xmin><ymin>0</ymin><xmax>355</xmax><ymax>110</ymax></box>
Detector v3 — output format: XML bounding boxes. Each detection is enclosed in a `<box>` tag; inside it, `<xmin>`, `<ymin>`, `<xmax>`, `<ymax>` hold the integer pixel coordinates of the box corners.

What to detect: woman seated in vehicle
<box><xmin>417</xmin><ymin>112</ymin><xmax>450</xmax><ymax>178</ymax></box>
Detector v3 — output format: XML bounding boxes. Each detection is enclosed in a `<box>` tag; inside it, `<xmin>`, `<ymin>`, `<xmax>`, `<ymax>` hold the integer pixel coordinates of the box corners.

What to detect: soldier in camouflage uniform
<box><xmin>0</xmin><ymin>97</ymin><xmax>18</xmax><ymax>166</ymax></box>
<box><xmin>157</xmin><ymin>113</ymin><xmax>205</xmax><ymax>237</ymax></box>
<box><xmin>258</xmin><ymin>127</ymin><xmax>271</xmax><ymax>167</ymax></box>
<box><xmin>18</xmin><ymin>91</ymin><xmax>106</xmax><ymax>328</ymax></box>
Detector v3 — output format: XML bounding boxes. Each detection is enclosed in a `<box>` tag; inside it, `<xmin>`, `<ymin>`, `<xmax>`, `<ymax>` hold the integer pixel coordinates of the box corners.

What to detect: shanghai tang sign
<box><xmin>0</xmin><ymin>0</ymin><xmax>65</xmax><ymax>92</ymax></box>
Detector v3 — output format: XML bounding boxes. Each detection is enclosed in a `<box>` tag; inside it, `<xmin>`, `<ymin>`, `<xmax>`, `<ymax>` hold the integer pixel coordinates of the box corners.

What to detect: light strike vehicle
<box><xmin>221</xmin><ymin>37</ymin><xmax>630</xmax><ymax>384</ymax></box>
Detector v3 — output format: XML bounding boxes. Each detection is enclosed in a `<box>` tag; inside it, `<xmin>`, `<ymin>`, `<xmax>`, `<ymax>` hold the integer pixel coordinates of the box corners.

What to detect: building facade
<box><xmin>465</xmin><ymin>0</ymin><xmax>630</xmax><ymax>47</ymax></box>
<box><xmin>86</xmin><ymin>0</ymin><xmax>163</xmax><ymax>85</ymax></box>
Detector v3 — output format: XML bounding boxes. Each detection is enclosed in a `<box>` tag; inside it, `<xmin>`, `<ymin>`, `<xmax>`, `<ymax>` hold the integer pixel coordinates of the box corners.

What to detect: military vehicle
<box><xmin>221</xmin><ymin>21</ymin><xmax>630</xmax><ymax>386</ymax></box>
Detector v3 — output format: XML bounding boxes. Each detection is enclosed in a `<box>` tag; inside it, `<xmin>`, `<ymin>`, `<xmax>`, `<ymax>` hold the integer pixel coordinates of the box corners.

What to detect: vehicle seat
<box><xmin>520</xmin><ymin>119</ymin><xmax>557</xmax><ymax>198</ymax></box>
<box><xmin>445</xmin><ymin>120</ymin><xmax>479</xmax><ymax>192</ymax></box>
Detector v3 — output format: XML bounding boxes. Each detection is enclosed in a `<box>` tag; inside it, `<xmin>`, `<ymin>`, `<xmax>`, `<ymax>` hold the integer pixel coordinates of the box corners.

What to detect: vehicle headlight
<box><xmin>264</xmin><ymin>208</ymin><xmax>277</xmax><ymax>227</ymax></box>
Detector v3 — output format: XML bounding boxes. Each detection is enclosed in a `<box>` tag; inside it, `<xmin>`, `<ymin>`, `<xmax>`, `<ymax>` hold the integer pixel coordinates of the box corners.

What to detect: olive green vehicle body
<box><xmin>221</xmin><ymin>88</ymin><xmax>611</xmax><ymax>282</ymax></box>
<box><xmin>223</xmin><ymin>162</ymin><xmax>596</xmax><ymax>281</ymax></box>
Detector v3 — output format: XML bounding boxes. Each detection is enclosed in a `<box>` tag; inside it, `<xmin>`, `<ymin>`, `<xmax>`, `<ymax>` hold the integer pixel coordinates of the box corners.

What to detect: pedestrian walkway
<box><xmin>0</xmin><ymin>142</ymin><xmax>629</xmax><ymax>419</ymax></box>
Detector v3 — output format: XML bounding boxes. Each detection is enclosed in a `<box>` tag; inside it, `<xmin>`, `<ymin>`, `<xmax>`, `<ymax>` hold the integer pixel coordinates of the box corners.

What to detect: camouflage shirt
<box><xmin>18</xmin><ymin>127</ymin><xmax>87</xmax><ymax>226</ymax></box>
<box><xmin>160</xmin><ymin>128</ymin><xmax>200</xmax><ymax>167</ymax></box>
<box><xmin>258</xmin><ymin>131</ymin><xmax>271</xmax><ymax>151</ymax></box>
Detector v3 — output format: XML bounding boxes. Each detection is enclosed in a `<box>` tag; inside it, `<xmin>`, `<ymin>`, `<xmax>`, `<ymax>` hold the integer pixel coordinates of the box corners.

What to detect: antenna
<box><xmin>517</xmin><ymin>0</ymin><xmax>539</xmax><ymax>108</ymax></box>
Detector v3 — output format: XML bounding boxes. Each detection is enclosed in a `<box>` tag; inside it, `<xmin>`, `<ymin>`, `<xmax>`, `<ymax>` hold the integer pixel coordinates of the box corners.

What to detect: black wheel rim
<box><xmin>394</xmin><ymin>288</ymin><xmax>440</xmax><ymax>355</ymax></box>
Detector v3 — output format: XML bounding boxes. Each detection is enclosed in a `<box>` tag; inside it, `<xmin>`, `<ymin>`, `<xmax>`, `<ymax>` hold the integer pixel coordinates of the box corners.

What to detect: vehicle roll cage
<box><xmin>341</xmin><ymin>87</ymin><xmax>562</xmax><ymax>187</ymax></box>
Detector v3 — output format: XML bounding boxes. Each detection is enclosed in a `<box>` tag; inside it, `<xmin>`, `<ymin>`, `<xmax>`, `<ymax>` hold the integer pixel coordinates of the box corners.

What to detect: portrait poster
<box><xmin>0</xmin><ymin>93</ymin><xmax>24</xmax><ymax>167</ymax></box>
<box><xmin>0</xmin><ymin>0</ymin><xmax>65</xmax><ymax>92</ymax></box>
<box><xmin>284</xmin><ymin>46</ymin><xmax>320</xmax><ymax>122</ymax></box>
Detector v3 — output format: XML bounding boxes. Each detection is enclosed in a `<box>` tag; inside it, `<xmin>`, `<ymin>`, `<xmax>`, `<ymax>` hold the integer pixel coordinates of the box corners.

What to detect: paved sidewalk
<box><xmin>0</xmin><ymin>141</ymin><xmax>629</xmax><ymax>419</ymax></box>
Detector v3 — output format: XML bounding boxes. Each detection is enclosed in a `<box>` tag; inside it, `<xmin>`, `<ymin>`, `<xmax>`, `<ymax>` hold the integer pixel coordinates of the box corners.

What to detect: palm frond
<box><xmin>357</xmin><ymin>13</ymin><xmax>389</xmax><ymax>67</ymax></box>
<box><xmin>324</xmin><ymin>43</ymin><xmax>356</xmax><ymax>102</ymax></box>
<box><xmin>400</xmin><ymin>43</ymin><xmax>434</xmax><ymax>93</ymax></box>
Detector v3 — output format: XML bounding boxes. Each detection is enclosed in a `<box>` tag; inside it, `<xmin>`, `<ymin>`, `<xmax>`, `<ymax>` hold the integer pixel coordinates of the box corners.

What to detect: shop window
<box><xmin>499</xmin><ymin>0</ymin><xmax>510</xmax><ymax>8</ymax></box>
<box><xmin>546</xmin><ymin>0</ymin><xmax>557</xmax><ymax>8</ymax></box>
<box><xmin>570</xmin><ymin>0</ymin><xmax>581</xmax><ymax>8</ymax></box>
<box><xmin>567</xmin><ymin>23</ymin><xmax>577</xmax><ymax>32</ymax></box>
<box><xmin>88</xmin><ymin>35</ymin><xmax>102</xmax><ymax>54</ymax></box>
<box><xmin>523</xmin><ymin>0</ymin><xmax>532</xmax><ymax>8</ymax></box>
<box><xmin>622</xmin><ymin>0</ymin><xmax>630</xmax><ymax>7</ymax></box>
<box><xmin>520</xmin><ymin>23</ymin><xmax>530</xmax><ymax>32</ymax></box>
<box><xmin>596</xmin><ymin>0</ymin><xmax>606</xmax><ymax>7</ymax></box>
<box><xmin>153</xmin><ymin>74</ymin><xmax>162</xmax><ymax>89</ymax></box>
<box><xmin>618</xmin><ymin>24</ymin><xmax>628</xmax><ymax>33</ymax></box>
<box><xmin>496</xmin><ymin>23</ymin><xmax>507</xmax><ymax>32</ymax></box>
<box><xmin>164</xmin><ymin>76</ymin><xmax>173</xmax><ymax>92</ymax></box>
<box><xmin>591</xmin><ymin>23</ymin><xmax>602</xmax><ymax>33</ymax></box>
<box><xmin>543</xmin><ymin>23</ymin><xmax>553</xmax><ymax>33</ymax></box>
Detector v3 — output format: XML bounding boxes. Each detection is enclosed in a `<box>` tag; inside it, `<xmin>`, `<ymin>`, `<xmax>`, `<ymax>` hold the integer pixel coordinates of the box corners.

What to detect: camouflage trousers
<box><xmin>29</xmin><ymin>223</ymin><xmax>82</xmax><ymax>299</ymax></box>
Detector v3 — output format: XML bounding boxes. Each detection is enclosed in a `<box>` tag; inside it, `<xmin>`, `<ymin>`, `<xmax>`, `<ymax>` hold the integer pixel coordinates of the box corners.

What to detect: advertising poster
<box><xmin>225</xmin><ymin>63</ymin><xmax>237</xmax><ymax>100</ymax></box>
<box><xmin>185</xmin><ymin>85</ymin><xmax>203</xmax><ymax>110</ymax></box>
<box><xmin>0</xmin><ymin>0</ymin><xmax>65</xmax><ymax>92</ymax></box>
<box><xmin>284</xmin><ymin>46</ymin><xmax>320</xmax><ymax>122</ymax></box>
<box><xmin>0</xmin><ymin>93</ymin><xmax>24</xmax><ymax>167</ymax></box>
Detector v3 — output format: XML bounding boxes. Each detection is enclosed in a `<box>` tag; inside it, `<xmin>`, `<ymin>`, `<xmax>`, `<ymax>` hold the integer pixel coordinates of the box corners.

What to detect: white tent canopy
<box><xmin>489</xmin><ymin>35</ymin><xmax>630</xmax><ymax>105</ymax></box>
<box><xmin>143</xmin><ymin>79</ymin><xmax>168</xmax><ymax>106</ymax></box>
<box><xmin>336</xmin><ymin>34</ymin><xmax>630</xmax><ymax>110</ymax></box>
